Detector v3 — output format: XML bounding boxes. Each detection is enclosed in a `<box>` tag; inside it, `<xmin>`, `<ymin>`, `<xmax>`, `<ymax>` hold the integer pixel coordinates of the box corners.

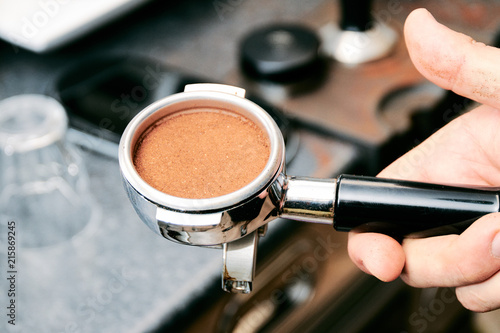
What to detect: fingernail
<box><xmin>491</xmin><ymin>232</ymin><xmax>500</xmax><ymax>258</ymax></box>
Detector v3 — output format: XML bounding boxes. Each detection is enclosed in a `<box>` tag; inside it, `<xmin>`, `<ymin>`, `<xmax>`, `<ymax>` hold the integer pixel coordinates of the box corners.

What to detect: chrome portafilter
<box><xmin>119</xmin><ymin>84</ymin><xmax>500</xmax><ymax>293</ymax></box>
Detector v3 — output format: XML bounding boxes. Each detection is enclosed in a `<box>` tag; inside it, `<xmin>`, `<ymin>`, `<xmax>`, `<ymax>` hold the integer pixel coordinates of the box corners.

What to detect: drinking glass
<box><xmin>0</xmin><ymin>94</ymin><xmax>95</xmax><ymax>248</ymax></box>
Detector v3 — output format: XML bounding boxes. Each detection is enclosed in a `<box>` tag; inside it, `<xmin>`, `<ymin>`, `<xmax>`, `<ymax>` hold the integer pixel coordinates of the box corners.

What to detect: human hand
<box><xmin>348</xmin><ymin>8</ymin><xmax>500</xmax><ymax>312</ymax></box>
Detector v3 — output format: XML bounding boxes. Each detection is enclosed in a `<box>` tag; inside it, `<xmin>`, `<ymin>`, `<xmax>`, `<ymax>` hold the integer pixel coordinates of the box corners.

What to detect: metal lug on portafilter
<box><xmin>320</xmin><ymin>0</ymin><xmax>398</xmax><ymax>65</ymax></box>
<box><xmin>222</xmin><ymin>230</ymin><xmax>260</xmax><ymax>293</ymax></box>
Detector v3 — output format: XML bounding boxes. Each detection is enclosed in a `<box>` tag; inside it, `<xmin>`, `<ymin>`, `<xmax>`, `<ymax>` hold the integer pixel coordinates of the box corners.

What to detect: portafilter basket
<box><xmin>120</xmin><ymin>84</ymin><xmax>500</xmax><ymax>293</ymax></box>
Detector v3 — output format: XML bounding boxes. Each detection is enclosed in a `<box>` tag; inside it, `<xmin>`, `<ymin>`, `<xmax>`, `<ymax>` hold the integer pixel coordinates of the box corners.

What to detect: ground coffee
<box><xmin>133</xmin><ymin>108</ymin><xmax>270</xmax><ymax>199</ymax></box>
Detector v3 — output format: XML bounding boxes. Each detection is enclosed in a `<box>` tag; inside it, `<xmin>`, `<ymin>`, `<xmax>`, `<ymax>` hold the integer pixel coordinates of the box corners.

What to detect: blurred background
<box><xmin>1</xmin><ymin>0</ymin><xmax>500</xmax><ymax>332</ymax></box>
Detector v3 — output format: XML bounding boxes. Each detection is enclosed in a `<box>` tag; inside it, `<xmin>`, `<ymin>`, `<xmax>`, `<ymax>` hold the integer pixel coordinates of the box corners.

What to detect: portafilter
<box><xmin>119</xmin><ymin>84</ymin><xmax>500</xmax><ymax>293</ymax></box>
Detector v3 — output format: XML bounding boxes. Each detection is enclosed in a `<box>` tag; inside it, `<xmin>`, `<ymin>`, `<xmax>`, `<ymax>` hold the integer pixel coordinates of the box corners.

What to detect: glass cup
<box><xmin>0</xmin><ymin>94</ymin><xmax>95</xmax><ymax>248</ymax></box>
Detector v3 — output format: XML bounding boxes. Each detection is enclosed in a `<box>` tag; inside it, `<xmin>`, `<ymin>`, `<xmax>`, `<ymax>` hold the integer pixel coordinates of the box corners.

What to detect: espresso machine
<box><xmin>1</xmin><ymin>1</ymin><xmax>500</xmax><ymax>332</ymax></box>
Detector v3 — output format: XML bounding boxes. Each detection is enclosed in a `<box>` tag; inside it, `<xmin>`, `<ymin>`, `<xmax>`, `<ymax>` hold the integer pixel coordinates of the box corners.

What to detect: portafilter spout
<box><xmin>119</xmin><ymin>84</ymin><xmax>500</xmax><ymax>293</ymax></box>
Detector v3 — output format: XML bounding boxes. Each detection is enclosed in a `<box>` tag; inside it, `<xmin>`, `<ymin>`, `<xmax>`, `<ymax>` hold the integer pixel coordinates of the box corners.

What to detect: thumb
<box><xmin>404</xmin><ymin>8</ymin><xmax>500</xmax><ymax>110</ymax></box>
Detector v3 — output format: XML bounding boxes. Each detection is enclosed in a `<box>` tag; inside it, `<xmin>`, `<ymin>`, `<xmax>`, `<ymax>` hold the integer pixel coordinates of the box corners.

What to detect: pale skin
<box><xmin>348</xmin><ymin>8</ymin><xmax>500</xmax><ymax>312</ymax></box>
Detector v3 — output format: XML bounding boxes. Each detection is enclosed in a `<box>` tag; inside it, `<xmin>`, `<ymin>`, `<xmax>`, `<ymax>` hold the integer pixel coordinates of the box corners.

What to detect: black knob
<box><xmin>240</xmin><ymin>24</ymin><xmax>321</xmax><ymax>83</ymax></box>
<box><xmin>340</xmin><ymin>0</ymin><xmax>373</xmax><ymax>32</ymax></box>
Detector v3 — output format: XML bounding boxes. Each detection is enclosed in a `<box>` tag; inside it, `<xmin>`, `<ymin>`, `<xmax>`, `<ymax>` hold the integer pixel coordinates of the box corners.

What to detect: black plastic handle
<box><xmin>333</xmin><ymin>175</ymin><xmax>500</xmax><ymax>234</ymax></box>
